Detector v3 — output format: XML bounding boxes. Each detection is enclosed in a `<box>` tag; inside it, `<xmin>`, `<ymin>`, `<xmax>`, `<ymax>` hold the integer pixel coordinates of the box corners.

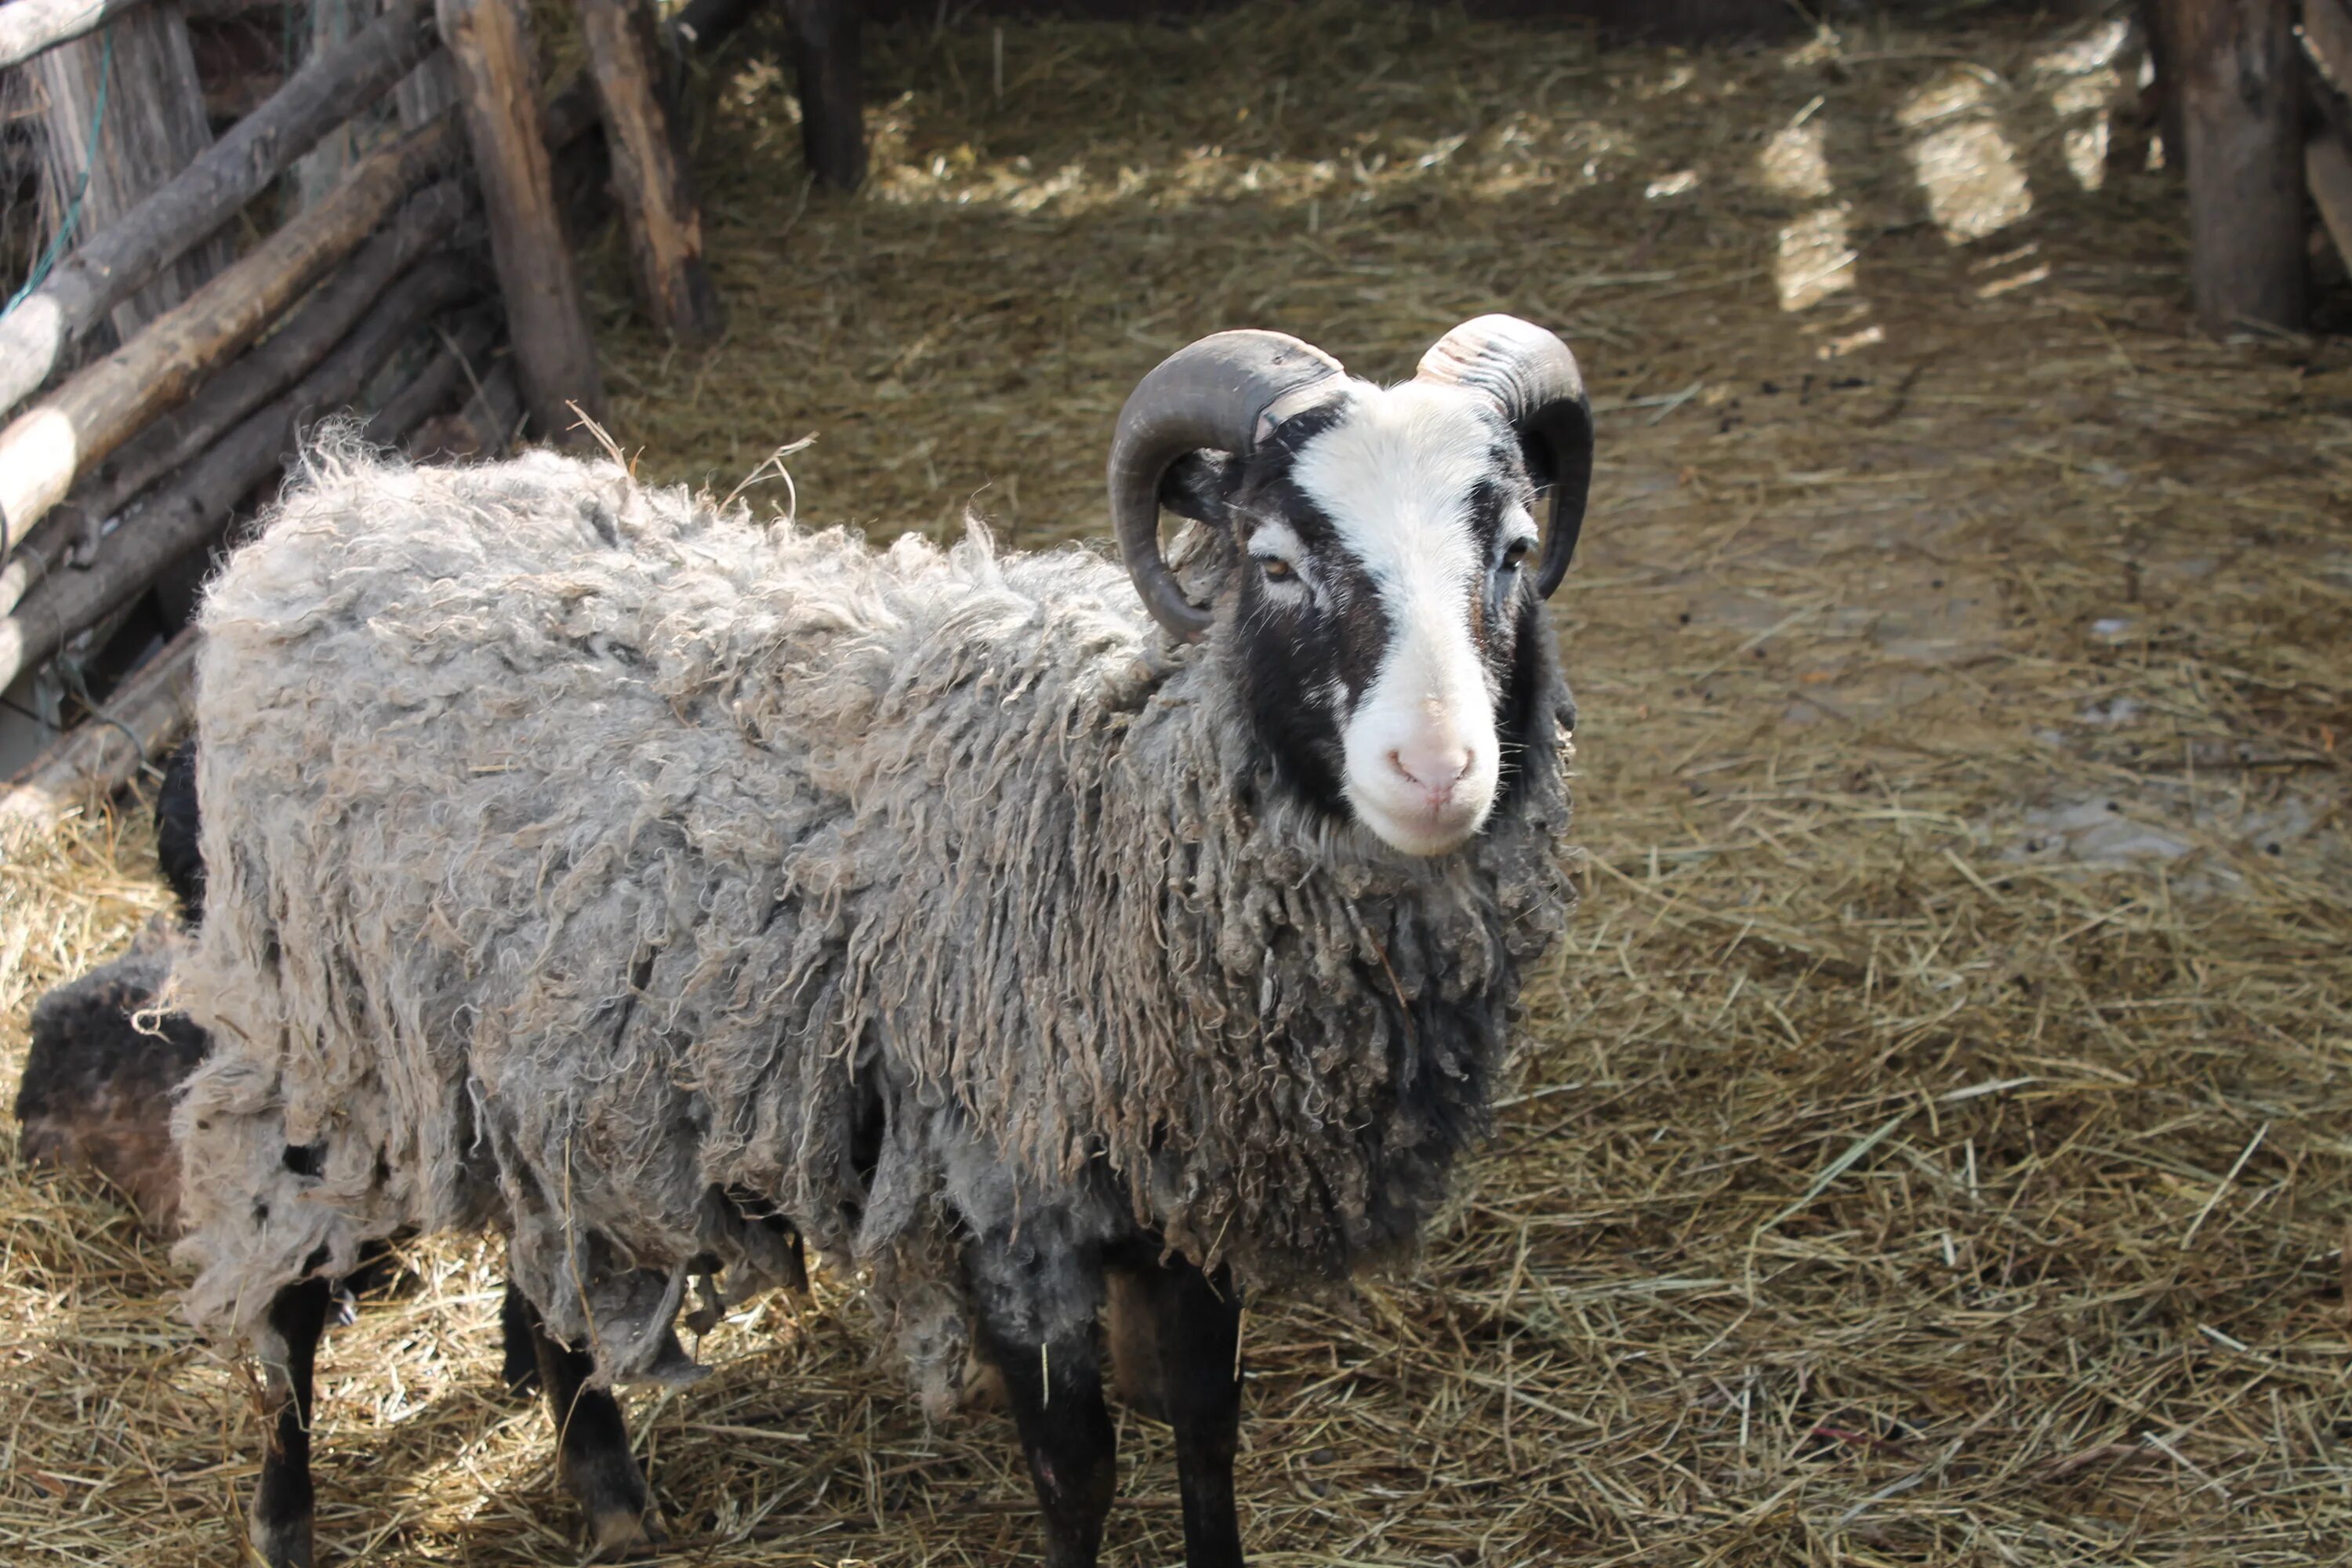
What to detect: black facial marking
<box><xmin>1179</xmin><ymin>393</ymin><xmax>1559</xmax><ymax>832</ymax></box>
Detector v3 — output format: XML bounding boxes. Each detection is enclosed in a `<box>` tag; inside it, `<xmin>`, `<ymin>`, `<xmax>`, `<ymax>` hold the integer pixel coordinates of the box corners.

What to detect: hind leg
<box><xmin>498</xmin><ymin>1279</ymin><xmax>543</xmax><ymax>1396</ymax></box>
<box><xmin>519</xmin><ymin>1295</ymin><xmax>666</xmax><ymax>1561</ymax></box>
<box><xmin>249</xmin><ymin>1276</ymin><xmax>331</xmax><ymax>1568</ymax></box>
<box><xmin>967</xmin><ymin>1232</ymin><xmax>1116</xmax><ymax>1568</ymax></box>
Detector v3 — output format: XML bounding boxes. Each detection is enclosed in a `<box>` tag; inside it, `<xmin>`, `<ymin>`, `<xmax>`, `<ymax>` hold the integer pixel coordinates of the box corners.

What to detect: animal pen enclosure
<box><xmin>3</xmin><ymin>0</ymin><xmax>2352</xmax><ymax>1564</ymax></box>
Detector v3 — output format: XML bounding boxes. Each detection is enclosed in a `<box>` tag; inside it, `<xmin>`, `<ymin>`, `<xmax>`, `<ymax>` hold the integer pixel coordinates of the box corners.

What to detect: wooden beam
<box><xmin>0</xmin><ymin>180</ymin><xmax>470</xmax><ymax>619</ymax></box>
<box><xmin>583</xmin><ymin>0</ymin><xmax>722</xmax><ymax>341</ymax></box>
<box><xmin>0</xmin><ymin>0</ymin><xmax>438</xmax><ymax>419</ymax></box>
<box><xmin>0</xmin><ymin>626</ymin><xmax>196</xmax><ymax>842</ymax></box>
<box><xmin>2175</xmin><ymin>0</ymin><xmax>2306</xmax><ymax>334</ymax></box>
<box><xmin>0</xmin><ymin>114</ymin><xmax>461</xmax><ymax>558</ymax></box>
<box><xmin>437</xmin><ymin>0</ymin><xmax>606</xmax><ymax>437</ymax></box>
<box><xmin>0</xmin><ymin>256</ymin><xmax>481</xmax><ymax>695</ymax></box>
<box><xmin>786</xmin><ymin>0</ymin><xmax>864</xmax><ymax>191</ymax></box>
<box><xmin>33</xmin><ymin>0</ymin><xmax>233</xmax><ymax>341</ymax></box>
<box><xmin>0</xmin><ymin>0</ymin><xmax>147</xmax><ymax>71</ymax></box>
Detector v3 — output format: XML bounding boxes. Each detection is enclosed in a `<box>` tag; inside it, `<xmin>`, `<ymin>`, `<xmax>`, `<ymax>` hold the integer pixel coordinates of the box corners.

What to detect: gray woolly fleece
<box><xmin>171</xmin><ymin>443</ymin><xmax>1576</xmax><ymax>1407</ymax></box>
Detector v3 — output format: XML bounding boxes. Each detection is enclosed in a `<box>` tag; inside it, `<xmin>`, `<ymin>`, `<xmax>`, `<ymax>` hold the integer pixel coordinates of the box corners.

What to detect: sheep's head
<box><xmin>1109</xmin><ymin>317</ymin><xmax>1592</xmax><ymax>858</ymax></box>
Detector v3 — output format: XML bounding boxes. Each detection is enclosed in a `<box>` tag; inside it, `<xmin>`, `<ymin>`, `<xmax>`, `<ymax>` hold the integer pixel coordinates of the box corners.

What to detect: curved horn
<box><xmin>1417</xmin><ymin>315</ymin><xmax>1593</xmax><ymax>599</ymax></box>
<box><xmin>1108</xmin><ymin>330</ymin><xmax>1345</xmax><ymax>642</ymax></box>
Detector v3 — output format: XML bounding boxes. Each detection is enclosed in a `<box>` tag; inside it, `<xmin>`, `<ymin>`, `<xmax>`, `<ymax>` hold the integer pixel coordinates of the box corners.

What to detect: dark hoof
<box><xmin>248</xmin><ymin>1512</ymin><xmax>314</xmax><ymax>1568</ymax></box>
<box><xmin>586</xmin><ymin>1502</ymin><xmax>669</xmax><ymax>1562</ymax></box>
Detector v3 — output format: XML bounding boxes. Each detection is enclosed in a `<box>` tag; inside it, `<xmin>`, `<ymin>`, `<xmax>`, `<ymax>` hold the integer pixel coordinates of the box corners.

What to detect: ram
<box><xmin>172</xmin><ymin>315</ymin><xmax>1594</xmax><ymax>1567</ymax></box>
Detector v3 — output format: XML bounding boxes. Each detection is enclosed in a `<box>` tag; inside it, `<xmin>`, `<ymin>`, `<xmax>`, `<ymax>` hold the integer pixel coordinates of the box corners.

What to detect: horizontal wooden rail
<box><xmin>0</xmin><ymin>180</ymin><xmax>471</xmax><ymax>618</ymax></box>
<box><xmin>0</xmin><ymin>114</ymin><xmax>460</xmax><ymax>561</ymax></box>
<box><xmin>0</xmin><ymin>255</ymin><xmax>481</xmax><ymax>693</ymax></box>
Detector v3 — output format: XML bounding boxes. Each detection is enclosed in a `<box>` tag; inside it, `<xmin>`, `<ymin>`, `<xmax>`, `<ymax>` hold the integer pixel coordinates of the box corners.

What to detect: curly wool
<box><xmin>172</xmin><ymin>443</ymin><xmax>1576</xmax><ymax>1403</ymax></box>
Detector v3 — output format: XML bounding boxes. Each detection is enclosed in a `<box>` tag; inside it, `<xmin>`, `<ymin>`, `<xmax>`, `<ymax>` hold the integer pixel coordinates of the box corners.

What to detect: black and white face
<box><xmin>1163</xmin><ymin>379</ymin><xmax>1552</xmax><ymax>858</ymax></box>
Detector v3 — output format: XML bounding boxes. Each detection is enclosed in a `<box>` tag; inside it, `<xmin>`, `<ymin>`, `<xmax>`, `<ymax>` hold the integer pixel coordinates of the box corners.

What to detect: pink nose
<box><xmin>1389</xmin><ymin>743</ymin><xmax>1473</xmax><ymax>801</ymax></box>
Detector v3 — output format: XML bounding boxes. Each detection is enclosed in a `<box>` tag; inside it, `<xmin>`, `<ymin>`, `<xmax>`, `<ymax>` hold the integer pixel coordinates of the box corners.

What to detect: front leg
<box><xmin>518</xmin><ymin>1294</ymin><xmax>667</xmax><ymax>1561</ymax></box>
<box><xmin>966</xmin><ymin>1230</ymin><xmax>1116</xmax><ymax>1568</ymax></box>
<box><xmin>1138</xmin><ymin>1256</ymin><xmax>1246</xmax><ymax>1568</ymax></box>
<box><xmin>249</xmin><ymin>1277</ymin><xmax>331</xmax><ymax>1568</ymax></box>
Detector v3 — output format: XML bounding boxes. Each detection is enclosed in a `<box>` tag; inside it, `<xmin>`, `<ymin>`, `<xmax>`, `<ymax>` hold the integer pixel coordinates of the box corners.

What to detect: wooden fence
<box><xmin>0</xmin><ymin>0</ymin><xmax>783</xmax><ymax>833</ymax></box>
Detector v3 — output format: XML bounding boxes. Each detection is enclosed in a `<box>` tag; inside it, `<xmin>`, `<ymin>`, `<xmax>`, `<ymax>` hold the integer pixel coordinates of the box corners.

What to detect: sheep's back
<box><xmin>170</xmin><ymin>445</ymin><xmax>1160</xmax><ymax>1381</ymax></box>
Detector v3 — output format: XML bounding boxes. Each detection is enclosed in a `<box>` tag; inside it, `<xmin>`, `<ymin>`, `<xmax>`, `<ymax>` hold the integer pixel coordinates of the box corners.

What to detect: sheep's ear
<box><xmin>1156</xmin><ymin>451</ymin><xmax>1237</xmax><ymax>527</ymax></box>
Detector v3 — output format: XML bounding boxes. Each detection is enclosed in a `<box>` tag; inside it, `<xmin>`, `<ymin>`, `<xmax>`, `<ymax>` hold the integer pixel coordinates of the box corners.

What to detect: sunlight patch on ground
<box><xmin>1774</xmin><ymin>205</ymin><xmax>1859</xmax><ymax>311</ymax></box>
<box><xmin>1898</xmin><ymin>71</ymin><xmax>2033</xmax><ymax>243</ymax></box>
<box><xmin>1759</xmin><ymin>106</ymin><xmax>1870</xmax><ymax>336</ymax></box>
<box><xmin>2031</xmin><ymin>18</ymin><xmax>2132</xmax><ymax>192</ymax></box>
<box><xmin>1758</xmin><ymin>108</ymin><xmax>1832</xmax><ymax>199</ymax></box>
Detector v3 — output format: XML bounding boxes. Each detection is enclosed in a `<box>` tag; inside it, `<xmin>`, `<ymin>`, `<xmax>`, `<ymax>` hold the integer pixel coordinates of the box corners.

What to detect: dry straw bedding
<box><xmin>5</xmin><ymin>2</ymin><xmax>2351</xmax><ymax>1563</ymax></box>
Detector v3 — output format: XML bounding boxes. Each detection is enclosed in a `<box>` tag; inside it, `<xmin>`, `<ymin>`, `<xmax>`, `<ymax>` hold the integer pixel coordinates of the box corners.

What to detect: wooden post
<box><xmin>437</xmin><ymin>0</ymin><xmax>607</xmax><ymax>437</ymax></box>
<box><xmin>2172</xmin><ymin>0</ymin><xmax>2305</xmax><ymax>334</ymax></box>
<box><xmin>582</xmin><ymin>0</ymin><xmax>722</xmax><ymax>341</ymax></box>
<box><xmin>34</xmin><ymin>1</ymin><xmax>234</xmax><ymax>340</ymax></box>
<box><xmin>786</xmin><ymin>0</ymin><xmax>864</xmax><ymax>191</ymax></box>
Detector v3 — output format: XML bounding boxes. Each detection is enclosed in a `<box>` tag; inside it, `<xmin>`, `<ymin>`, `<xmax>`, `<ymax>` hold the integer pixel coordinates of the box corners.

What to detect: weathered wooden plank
<box><xmin>0</xmin><ymin>114</ymin><xmax>461</xmax><ymax>557</ymax></box>
<box><xmin>582</xmin><ymin>0</ymin><xmax>721</xmax><ymax>340</ymax></box>
<box><xmin>0</xmin><ymin>180</ymin><xmax>470</xmax><ymax>619</ymax></box>
<box><xmin>0</xmin><ymin>0</ymin><xmax>147</xmax><ymax>71</ymax></box>
<box><xmin>2174</xmin><ymin>0</ymin><xmax>2305</xmax><ymax>333</ymax></box>
<box><xmin>437</xmin><ymin>0</ymin><xmax>605</xmax><ymax>437</ymax></box>
<box><xmin>0</xmin><ymin>625</ymin><xmax>196</xmax><ymax>842</ymax></box>
<box><xmin>0</xmin><ymin>0</ymin><xmax>437</xmax><ymax>419</ymax></box>
<box><xmin>0</xmin><ymin>255</ymin><xmax>481</xmax><ymax>693</ymax></box>
<box><xmin>33</xmin><ymin>0</ymin><xmax>232</xmax><ymax>339</ymax></box>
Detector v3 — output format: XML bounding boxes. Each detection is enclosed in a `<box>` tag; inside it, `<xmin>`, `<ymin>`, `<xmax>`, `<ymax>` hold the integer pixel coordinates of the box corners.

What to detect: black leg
<box><xmin>519</xmin><ymin>1297</ymin><xmax>667</xmax><ymax>1562</ymax></box>
<box><xmin>784</xmin><ymin>0</ymin><xmax>865</xmax><ymax>191</ymax></box>
<box><xmin>967</xmin><ymin>1236</ymin><xmax>1116</xmax><ymax>1568</ymax></box>
<box><xmin>249</xmin><ymin>1277</ymin><xmax>331</xmax><ymax>1568</ymax></box>
<box><xmin>1142</xmin><ymin>1258</ymin><xmax>1246</xmax><ymax>1568</ymax></box>
<box><xmin>499</xmin><ymin>1279</ymin><xmax>543</xmax><ymax>1396</ymax></box>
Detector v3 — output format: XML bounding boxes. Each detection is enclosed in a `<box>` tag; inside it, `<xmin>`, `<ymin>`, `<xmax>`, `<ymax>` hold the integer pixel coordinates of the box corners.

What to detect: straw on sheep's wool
<box><xmin>170</xmin><ymin>442</ymin><xmax>1576</xmax><ymax>1405</ymax></box>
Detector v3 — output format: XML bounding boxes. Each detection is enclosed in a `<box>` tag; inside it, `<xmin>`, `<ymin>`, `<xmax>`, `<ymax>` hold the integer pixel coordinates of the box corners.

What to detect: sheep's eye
<box><xmin>1258</xmin><ymin>556</ymin><xmax>1296</xmax><ymax>583</ymax></box>
<box><xmin>1501</xmin><ymin>538</ymin><xmax>1533</xmax><ymax>572</ymax></box>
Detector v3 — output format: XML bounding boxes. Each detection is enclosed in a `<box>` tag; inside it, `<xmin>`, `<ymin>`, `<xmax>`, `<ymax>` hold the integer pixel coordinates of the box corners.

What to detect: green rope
<box><xmin>2</xmin><ymin>23</ymin><xmax>118</xmax><ymax>320</ymax></box>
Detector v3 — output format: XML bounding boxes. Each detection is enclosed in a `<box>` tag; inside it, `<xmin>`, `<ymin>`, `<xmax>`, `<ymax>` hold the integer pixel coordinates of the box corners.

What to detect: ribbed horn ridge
<box><xmin>1416</xmin><ymin>314</ymin><xmax>1593</xmax><ymax>598</ymax></box>
<box><xmin>1107</xmin><ymin>330</ymin><xmax>1345</xmax><ymax>641</ymax></box>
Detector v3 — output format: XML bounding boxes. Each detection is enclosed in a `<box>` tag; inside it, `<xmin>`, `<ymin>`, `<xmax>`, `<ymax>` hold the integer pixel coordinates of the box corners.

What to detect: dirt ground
<box><xmin>4</xmin><ymin>3</ymin><xmax>2351</xmax><ymax>1563</ymax></box>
